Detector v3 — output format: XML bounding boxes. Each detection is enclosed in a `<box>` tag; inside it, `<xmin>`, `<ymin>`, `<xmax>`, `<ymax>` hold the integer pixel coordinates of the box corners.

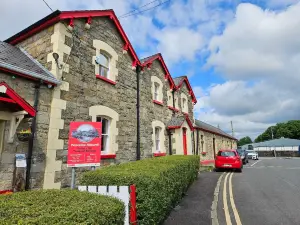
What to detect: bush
<box><xmin>0</xmin><ymin>189</ymin><xmax>125</xmax><ymax>225</ymax></box>
<box><xmin>80</xmin><ymin>155</ymin><xmax>200</xmax><ymax>225</ymax></box>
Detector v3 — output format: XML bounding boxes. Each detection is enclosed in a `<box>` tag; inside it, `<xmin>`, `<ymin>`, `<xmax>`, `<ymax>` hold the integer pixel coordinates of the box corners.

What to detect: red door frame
<box><xmin>183</xmin><ymin>128</ymin><xmax>187</xmax><ymax>155</ymax></box>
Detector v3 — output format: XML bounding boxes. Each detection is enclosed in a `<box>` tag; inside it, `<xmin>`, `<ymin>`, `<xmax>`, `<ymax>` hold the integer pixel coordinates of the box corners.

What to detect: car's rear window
<box><xmin>218</xmin><ymin>151</ymin><xmax>236</xmax><ymax>157</ymax></box>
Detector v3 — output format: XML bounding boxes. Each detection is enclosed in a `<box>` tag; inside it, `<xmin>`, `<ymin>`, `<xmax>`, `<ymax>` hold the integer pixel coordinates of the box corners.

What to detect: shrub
<box><xmin>80</xmin><ymin>155</ymin><xmax>200</xmax><ymax>225</ymax></box>
<box><xmin>0</xmin><ymin>189</ymin><xmax>125</xmax><ymax>225</ymax></box>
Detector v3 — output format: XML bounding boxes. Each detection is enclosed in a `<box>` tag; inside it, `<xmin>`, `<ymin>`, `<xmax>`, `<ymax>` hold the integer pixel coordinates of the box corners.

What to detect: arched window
<box><xmin>152</xmin><ymin>120</ymin><xmax>166</xmax><ymax>153</ymax></box>
<box><xmin>96</xmin><ymin>52</ymin><xmax>110</xmax><ymax>78</ymax></box>
<box><xmin>155</xmin><ymin>127</ymin><xmax>161</xmax><ymax>152</ymax></box>
<box><xmin>151</xmin><ymin>76</ymin><xmax>163</xmax><ymax>103</ymax></box>
<box><xmin>180</xmin><ymin>93</ymin><xmax>188</xmax><ymax>113</ymax></box>
<box><xmin>89</xmin><ymin>105</ymin><xmax>119</xmax><ymax>155</ymax></box>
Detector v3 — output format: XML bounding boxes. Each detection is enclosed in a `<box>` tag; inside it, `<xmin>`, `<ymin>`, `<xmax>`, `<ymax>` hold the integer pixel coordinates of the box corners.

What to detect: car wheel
<box><xmin>236</xmin><ymin>168</ymin><xmax>243</xmax><ymax>173</ymax></box>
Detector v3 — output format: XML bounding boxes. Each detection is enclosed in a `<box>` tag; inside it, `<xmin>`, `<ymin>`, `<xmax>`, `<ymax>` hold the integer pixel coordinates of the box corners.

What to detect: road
<box><xmin>164</xmin><ymin>157</ymin><xmax>300</xmax><ymax>225</ymax></box>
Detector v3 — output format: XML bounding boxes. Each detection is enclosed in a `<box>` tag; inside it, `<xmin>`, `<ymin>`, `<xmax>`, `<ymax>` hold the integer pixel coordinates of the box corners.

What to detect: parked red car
<box><xmin>215</xmin><ymin>149</ymin><xmax>243</xmax><ymax>172</ymax></box>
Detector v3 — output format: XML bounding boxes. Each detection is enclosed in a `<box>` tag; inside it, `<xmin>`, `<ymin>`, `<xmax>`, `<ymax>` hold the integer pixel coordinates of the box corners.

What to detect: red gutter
<box><xmin>177</xmin><ymin>77</ymin><xmax>197</xmax><ymax>103</ymax></box>
<box><xmin>0</xmin><ymin>67</ymin><xmax>56</xmax><ymax>86</ymax></box>
<box><xmin>194</xmin><ymin>127</ymin><xmax>237</xmax><ymax>141</ymax></box>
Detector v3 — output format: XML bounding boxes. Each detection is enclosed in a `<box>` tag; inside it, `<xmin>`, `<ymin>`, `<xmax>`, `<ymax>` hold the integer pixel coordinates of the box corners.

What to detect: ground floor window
<box><xmin>96</xmin><ymin>116</ymin><xmax>110</xmax><ymax>152</ymax></box>
<box><xmin>155</xmin><ymin>127</ymin><xmax>161</xmax><ymax>152</ymax></box>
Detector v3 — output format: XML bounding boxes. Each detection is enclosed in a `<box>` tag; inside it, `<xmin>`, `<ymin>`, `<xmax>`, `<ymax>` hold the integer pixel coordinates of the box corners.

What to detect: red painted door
<box><xmin>183</xmin><ymin>128</ymin><xmax>187</xmax><ymax>155</ymax></box>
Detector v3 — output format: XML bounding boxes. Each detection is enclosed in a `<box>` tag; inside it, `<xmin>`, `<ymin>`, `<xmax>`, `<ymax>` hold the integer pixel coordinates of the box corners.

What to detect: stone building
<box><xmin>1</xmin><ymin>10</ymin><xmax>198</xmax><ymax>190</ymax></box>
<box><xmin>194</xmin><ymin>120</ymin><xmax>237</xmax><ymax>162</ymax></box>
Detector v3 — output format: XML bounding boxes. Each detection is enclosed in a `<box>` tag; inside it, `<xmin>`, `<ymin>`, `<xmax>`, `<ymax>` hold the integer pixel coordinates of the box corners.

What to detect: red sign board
<box><xmin>67</xmin><ymin>122</ymin><xmax>102</xmax><ymax>167</ymax></box>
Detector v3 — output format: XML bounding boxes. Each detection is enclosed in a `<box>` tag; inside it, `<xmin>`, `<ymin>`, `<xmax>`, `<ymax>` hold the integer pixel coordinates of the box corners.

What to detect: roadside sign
<box><xmin>67</xmin><ymin>122</ymin><xmax>102</xmax><ymax>167</ymax></box>
<box><xmin>16</xmin><ymin>154</ymin><xmax>26</xmax><ymax>168</ymax></box>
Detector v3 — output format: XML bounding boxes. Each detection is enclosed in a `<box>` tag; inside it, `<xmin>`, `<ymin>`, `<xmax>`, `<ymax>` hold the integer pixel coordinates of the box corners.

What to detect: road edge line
<box><xmin>229</xmin><ymin>172</ymin><xmax>242</xmax><ymax>225</ymax></box>
<box><xmin>223</xmin><ymin>173</ymin><xmax>232</xmax><ymax>225</ymax></box>
<box><xmin>250</xmin><ymin>159</ymin><xmax>261</xmax><ymax>167</ymax></box>
<box><xmin>211</xmin><ymin>172</ymin><xmax>225</xmax><ymax>225</ymax></box>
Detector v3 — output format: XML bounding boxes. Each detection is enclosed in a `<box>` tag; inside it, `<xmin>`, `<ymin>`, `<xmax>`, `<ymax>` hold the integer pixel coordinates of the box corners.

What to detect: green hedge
<box><xmin>81</xmin><ymin>155</ymin><xmax>200</xmax><ymax>225</ymax></box>
<box><xmin>0</xmin><ymin>189</ymin><xmax>125</xmax><ymax>225</ymax></box>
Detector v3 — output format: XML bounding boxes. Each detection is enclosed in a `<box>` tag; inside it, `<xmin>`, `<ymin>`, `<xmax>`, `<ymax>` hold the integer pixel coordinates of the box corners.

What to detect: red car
<box><xmin>215</xmin><ymin>149</ymin><xmax>243</xmax><ymax>172</ymax></box>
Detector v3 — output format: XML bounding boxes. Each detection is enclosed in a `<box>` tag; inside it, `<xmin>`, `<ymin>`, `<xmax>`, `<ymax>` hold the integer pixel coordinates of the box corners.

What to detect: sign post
<box><xmin>67</xmin><ymin>122</ymin><xmax>102</xmax><ymax>189</ymax></box>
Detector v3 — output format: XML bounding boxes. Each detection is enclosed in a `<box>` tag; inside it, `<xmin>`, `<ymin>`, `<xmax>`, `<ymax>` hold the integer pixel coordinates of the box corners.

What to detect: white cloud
<box><xmin>198</xmin><ymin>2</ymin><xmax>300</xmax><ymax>140</ymax></box>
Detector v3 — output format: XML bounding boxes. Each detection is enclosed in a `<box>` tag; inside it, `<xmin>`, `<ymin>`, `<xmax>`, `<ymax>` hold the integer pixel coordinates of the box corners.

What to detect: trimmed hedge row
<box><xmin>81</xmin><ymin>155</ymin><xmax>200</xmax><ymax>224</ymax></box>
<box><xmin>0</xmin><ymin>189</ymin><xmax>125</xmax><ymax>225</ymax></box>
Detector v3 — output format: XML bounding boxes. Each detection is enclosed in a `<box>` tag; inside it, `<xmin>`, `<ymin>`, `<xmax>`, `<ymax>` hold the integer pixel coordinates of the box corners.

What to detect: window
<box><xmin>96</xmin><ymin>52</ymin><xmax>110</xmax><ymax>78</ymax></box>
<box><xmin>182</xmin><ymin>98</ymin><xmax>186</xmax><ymax>111</ymax></box>
<box><xmin>218</xmin><ymin>151</ymin><xmax>236</xmax><ymax>157</ymax></box>
<box><xmin>151</xmin><ymin>76</ymin><xmax>163</xmax><ymax>103</ymax></box>
<box><xmin>155</xmin><ymin>127</ymin><xmax>161</xmax><ymax>152</ymax></box>
<box><xmin>96</xmin><ymin>116</ymin><xmax>110</xmax><ymax>152</ymax></box>
<box><xmin>154</xmin><ymin>83</ymin><xmax>159</xmax><ymax>101</ymax></box>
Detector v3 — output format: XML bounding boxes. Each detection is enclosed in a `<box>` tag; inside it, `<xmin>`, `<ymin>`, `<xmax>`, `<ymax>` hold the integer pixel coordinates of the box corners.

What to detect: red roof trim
<box><xmin>177</xmin><ymin>77</ymin><xmax>197</xmax><ymax>103</ymax></box>
<box><xmin>185</xmin><ymin>115</ymin><xmax>194</xmax><ymax>131</ymax></box>
<box><xmin>194</xmin><ymin>127</ymin><xmax>237</xmax><ymax>141</ymax></box>
<box><xmin>168</xmin><ymin>106</ymin><xmax>179</xmax><ymax>112</ymax></box>
<box><xmin>7</xmin><ymin>10</ymin><xmax>140</xmax><ymax>66</ymax></box>
<box><xmin>141</xmin><ymin>54</ymin><xmax>175</xmax><ymax>89</ymax></box>
<box><xmin>168</xmin><ymin>125</ymin><xmax>182</xmax><ymax>129</ymax></box>
<box><xmin>0</xmin><ymin>82</ymin><xmax>36</xmax><ymax>116</ymax></box>
<box><xmin>9</xmin><ymin>16</ymin><xmax>60</xmax><ymax>45</ymax></box>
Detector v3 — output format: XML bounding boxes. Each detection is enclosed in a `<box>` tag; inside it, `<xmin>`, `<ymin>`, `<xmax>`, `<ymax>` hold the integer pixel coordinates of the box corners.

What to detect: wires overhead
<box><xmin>118</xmin><ymin>0</ymin><xmax>171</xmax><ymax>19</ymax></box>
<box><xmin>42</xmin><ymin>0</ymin><xmax>53</xmax><ymax>12</ymax></box>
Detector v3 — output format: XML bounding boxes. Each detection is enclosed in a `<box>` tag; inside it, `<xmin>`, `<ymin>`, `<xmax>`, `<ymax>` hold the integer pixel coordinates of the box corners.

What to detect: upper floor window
<box><xmin>167</xmin><ymin>90</ymin><xmax>173</xmax><ymax>107</ymax></box>
<box><xmin>96</xmin><ymin>52</ymin><xmax>110</xmax><ymax>78</ymax></box>
<box><xmin>180</xmin><ymin>93</ymin><xmax>188</xmax><ymax>113</ymax></box>
<box><xmin>93</xmin><ymin>40</ymin><xmax>119</xmax><ymax>84</ymax></box>
<box><xmin>96</xmin><ymin>116</ymin><xmax>110</xmax><ymax>152</ymax></box>
<box><xmin>151</xmin><ymin>76</ymin><xmax>163</xmax><ymax>103</ymax></box>
<box><xmin>154</xmin><ymin>82</ymin><xmax>159</xmax><ymax>101</ymax></box>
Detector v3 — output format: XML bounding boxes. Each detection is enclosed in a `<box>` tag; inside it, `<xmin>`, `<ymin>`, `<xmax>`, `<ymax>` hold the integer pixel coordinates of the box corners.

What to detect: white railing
<box><xmin>78</xmin><ymin>185</ymin><xmax>136</xmax><ymax>225</ymax></box>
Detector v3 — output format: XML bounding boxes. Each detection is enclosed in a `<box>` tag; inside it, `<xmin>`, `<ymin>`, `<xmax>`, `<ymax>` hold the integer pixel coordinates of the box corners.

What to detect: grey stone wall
<box><xmin>140</xmin><ymin>60</ymin><xmax>173</xmax><ymax>157</ymax></box>
<box><xmin>194</xmin><ymin>129</ymin><xmax>237</xmax><ymax>161</ymax></box>
<box><xmin>0</xmin><ymin>72</ymin><xmax>52</xmax><ymax>190</ymax></box>
<box><xmin>56</xmin><ymin>18</ymin><xmax>139</xmax><ymax>187</ymax></box>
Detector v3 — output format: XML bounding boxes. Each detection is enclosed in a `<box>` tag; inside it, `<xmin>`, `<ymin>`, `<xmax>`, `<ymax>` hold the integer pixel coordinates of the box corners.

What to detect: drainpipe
<box><xmin>25</xmin><ymin>81</ymin><xmax>41</xmax><ymax>190</ymax></box>
<box><xmin>196</xmin><ymin>129</ymin><xmax>199</xmax><ymax>155</ymax></box>
<box><xmin>168</xmin><ymin>130</ymin><xmax>172</xmax><ymax>155</ymax></box>
<box><xmin>172</xmin><ymin>90</ymin><xmax>175</xmax><ymax>115</ymax></box>
<box><xmin>136</xmin><ymin>65</ymin><xmax>142</xmax><ymax>161</ymax></box>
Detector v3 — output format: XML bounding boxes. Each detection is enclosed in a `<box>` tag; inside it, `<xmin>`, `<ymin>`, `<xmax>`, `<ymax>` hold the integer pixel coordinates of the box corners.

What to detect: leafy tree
<box><xmin>255</xmin><ymin>120</ymin><xmax>300</xmax><ymax>142</ymax></box>
<box><xmin>238</xmin><ymin>136</ymin><xmax>252</xmax><ymax>146</ymax></box>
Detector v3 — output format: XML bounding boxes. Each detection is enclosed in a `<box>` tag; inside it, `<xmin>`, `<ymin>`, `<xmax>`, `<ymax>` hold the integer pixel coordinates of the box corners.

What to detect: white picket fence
<box><xmin>78</xmin><ymin>185</ymin><xmax>132</xmax><ymax>225</ymax></box>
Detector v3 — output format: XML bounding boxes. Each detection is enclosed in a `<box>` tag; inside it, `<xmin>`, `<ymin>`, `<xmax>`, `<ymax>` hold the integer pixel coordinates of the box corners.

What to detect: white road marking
<box><xmin>211</xmin><ymin>172</ymin><xmax>225</xmax><ymax>225</ymax></box>
<box><xmin>223</xmin><ymin>173</ymin><xmax>232</xmax><ymax>225</ymax></box>
<box><xmin>229</xmin><ymin>173</ymin><xmax>242</xmax><ymax>225</ymax></box>
<box><xmin>250</xmin><ymin>160</ymin><xmax>261</xmax><ymax>167</ymax></box>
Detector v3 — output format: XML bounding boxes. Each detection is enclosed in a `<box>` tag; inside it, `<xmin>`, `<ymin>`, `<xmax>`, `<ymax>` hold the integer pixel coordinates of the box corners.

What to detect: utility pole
<box><xmin>230</xmin><ymin>121</ymin><xmax>234</xmax><ymax>137</ymax></box>
<box><xmin>271</xmin><ymin>126</ymin><xmax>274</xmax><ymax>139</ymax></box>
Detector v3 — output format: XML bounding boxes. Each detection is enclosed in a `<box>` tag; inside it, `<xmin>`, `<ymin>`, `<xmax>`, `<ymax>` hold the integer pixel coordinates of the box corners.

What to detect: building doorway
<box><xmin>183</xmin><ymin>128</ymin><xmax>187</xmax><ymax>155</ymax></box>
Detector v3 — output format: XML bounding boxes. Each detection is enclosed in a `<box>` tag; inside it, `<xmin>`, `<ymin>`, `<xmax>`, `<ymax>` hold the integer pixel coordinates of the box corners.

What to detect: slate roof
<box><xmin>195</xmin><ymin>119</ymin><xmax>236</xmax><ymax>140</ymax></box>
<box><xmin>140</xmin><ymin>53</ymin><xmax>160</xmax><ymax>64</ymax></box>
<box><xmin>242</xmin><ymin>138</ymin><xmax>300</xmax><ymax>148</ymax></box>
<box><xmin>0</xmin><ymin>41</ymin><xmax>59</xmax><ymax>84</ymax></box>
<box><xmin>173</xmin><ymin>76</ymin><xmax>185</xmax><ymax>86</ymax></box>
<box><xmin>167</xmin><ymin>116</ymin><xmax>186</xmax><ymax>127</ymax></box>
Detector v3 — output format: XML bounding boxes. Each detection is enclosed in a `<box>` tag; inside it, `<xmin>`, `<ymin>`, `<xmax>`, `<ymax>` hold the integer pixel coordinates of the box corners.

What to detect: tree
<box><xmin>238</xmin><ymin>136</ymin><xmax>252</xmax><ymax>146</ymax></box>
<box><xmin>255</xmin><ymin>120</ymin><xmax>300</xmax><ymax>142</ymax></box>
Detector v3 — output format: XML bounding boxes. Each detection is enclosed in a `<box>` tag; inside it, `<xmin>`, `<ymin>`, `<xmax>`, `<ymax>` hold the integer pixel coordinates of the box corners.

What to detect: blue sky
<box><xmin>1</xmin><ymin>0</ymin><xmax>300</xmax><ymax>140</ymax></box>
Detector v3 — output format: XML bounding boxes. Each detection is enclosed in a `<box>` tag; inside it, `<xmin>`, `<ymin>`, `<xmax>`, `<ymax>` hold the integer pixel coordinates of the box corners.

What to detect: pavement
<box><xmin>164</xmin><ymin>157</ymin><xmax>300</xmax><ymax>225</ymax></box>
<box><xmin>164</xmin><ymin>172</ymin><xmax>221</xmax><ymax>225</ymax></box>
